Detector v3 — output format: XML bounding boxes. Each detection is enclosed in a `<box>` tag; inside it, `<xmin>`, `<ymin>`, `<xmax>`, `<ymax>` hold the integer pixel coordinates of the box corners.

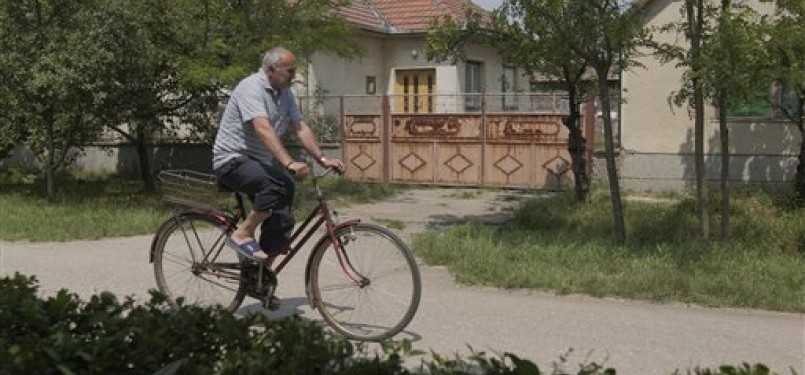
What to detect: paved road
<box><xmin>2</xmin><ymin>188</ymin><xmax>802</xmax><ymax>374</ymax></box>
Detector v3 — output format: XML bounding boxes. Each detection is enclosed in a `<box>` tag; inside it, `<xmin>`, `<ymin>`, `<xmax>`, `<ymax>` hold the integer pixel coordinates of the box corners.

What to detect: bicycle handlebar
<box><xmin>318</xmin><ymin>165</ymin><xmax>343</xmax><ymax>178</ymax></box>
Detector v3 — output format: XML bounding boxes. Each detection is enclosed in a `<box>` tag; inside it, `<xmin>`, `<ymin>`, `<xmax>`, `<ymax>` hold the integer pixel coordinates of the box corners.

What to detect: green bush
<box><xmin>0</xmin><ymin>274</ymin><xmax>782</xmax><ymax>375</ymax></box>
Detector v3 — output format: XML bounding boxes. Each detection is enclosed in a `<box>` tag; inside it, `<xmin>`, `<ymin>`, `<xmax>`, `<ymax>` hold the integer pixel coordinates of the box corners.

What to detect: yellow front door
<box><xmin>394</xmin><ymin>69</ymin><xmax>435</xmax><ymax>113</ymax></box>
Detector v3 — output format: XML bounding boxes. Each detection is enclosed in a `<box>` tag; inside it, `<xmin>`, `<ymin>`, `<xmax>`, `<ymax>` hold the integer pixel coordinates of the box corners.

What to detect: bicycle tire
<box><xmin>309</xmin><ymin>222</ymin><xmax>421</xmax><ymax>341</ymax></box>
<box><xmin>153</xmin><ymin>212</ymin><xmax>247</xmax><ymax>311</ymax></box>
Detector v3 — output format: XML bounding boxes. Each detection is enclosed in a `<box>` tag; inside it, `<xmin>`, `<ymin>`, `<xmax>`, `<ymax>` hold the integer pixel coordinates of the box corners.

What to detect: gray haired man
<box><xmin>213</xmin><ymin>47</ymin><xmax>345</xmax><ymax>260</ymax></box>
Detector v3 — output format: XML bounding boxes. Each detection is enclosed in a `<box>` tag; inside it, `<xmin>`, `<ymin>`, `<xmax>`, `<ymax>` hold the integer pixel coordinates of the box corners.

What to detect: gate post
<box><xmin>381</xmin><ymin>94</ymin><xmax>391</xmax><ymax>182</ymax></box>
<box><xmin>480</xmin><ymin>92</ymin><xmax>487</xmax><ymax>186</ymax></box>
<box><xmin>339</xmin><ymin>95</ymin><xmax>345</xmax><ymax>162</ymax></box>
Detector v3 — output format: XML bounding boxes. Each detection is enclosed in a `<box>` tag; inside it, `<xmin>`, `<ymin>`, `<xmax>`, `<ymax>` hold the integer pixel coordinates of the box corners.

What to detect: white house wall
<box><xmin>307</xmin><ymin>33</ymin><xmax>531</xmax><ymax>114</ymax></box>
<box><xmin>620</xmin><ymin>0</ymin><xmax>799</xmax><ymax>191</ymax></box>
<box><xmin>308</xmin><ymin>36</ymin><xmax>386</xmax><ymax>97</ymax></box>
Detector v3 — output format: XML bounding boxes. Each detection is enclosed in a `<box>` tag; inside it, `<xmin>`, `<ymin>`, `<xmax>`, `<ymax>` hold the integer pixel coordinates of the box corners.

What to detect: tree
<box><xmin>426</xmin><ymin>2</ymin><xmax>593</xmax><ymax>202</ymax></box>
<box><xmin>654</xmin><ymin>0</ymin><xmax>715</xmax><ymax>242</ymax></box>
<box><xmin>702</xmin><ymin>0</ymin><xmax>765</xmax><ymax>241</ymax></box>
<box><xmin>656</xmin><ymin>1</ymin><xmax>768</xmax><ymax>241</ymax></box>
<box><xmin>0</xmin><ymin>0</ymin><xmax>107</xmax><ymax>201</ymax></box>
<box><xmin>765</xmin><ymin>0</ymin><xmax>805</xmax><ymax>204</ymax></box>
<box><xmin>427</xmin><ymin>0</ymin><xmax>647</xmax><ymax>245</ymax></box>
<box><xmin>493</xmin><ymin>0</ymin><xmax>594</xmax><ymax>202</ymax></box>
<box><xmin>90</xmin><ymin>0</ymin><xmax>364</xmax><ymax>193</ymax></box>
<box><xmin>557</xmin><ymin>0</ymin><xmax>648</xmax><ymax>245</ymax></box>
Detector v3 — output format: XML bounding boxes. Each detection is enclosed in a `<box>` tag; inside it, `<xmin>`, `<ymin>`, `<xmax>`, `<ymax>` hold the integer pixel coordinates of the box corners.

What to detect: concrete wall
<box><xmin>619</xmin><ymin>0</ymin><xmax>799</xmax><ymax>191</ymax></box>
<box><xmin>1</xmin><ymin>144</ymin><xmax>342</xmax><ymax>177</ymax></box>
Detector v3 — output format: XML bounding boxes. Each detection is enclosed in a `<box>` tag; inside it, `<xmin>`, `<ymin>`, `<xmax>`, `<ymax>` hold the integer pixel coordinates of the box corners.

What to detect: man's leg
<box><xmin>215</xmin><ymin>157</ymin><xmax>293</xmax><ymax>260</ymax></box>
<box><xmin>232</xmin><ymin>210</ymin><xmax>271</xmax><ymax>245</ymax></box>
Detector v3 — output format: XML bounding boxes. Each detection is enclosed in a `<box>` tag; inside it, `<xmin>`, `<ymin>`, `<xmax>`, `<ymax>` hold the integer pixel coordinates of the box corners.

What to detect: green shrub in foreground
<box><xmin>0</xmin><ymin>274</ymin><xmax>783</xmax><ymax>375</ymax></box>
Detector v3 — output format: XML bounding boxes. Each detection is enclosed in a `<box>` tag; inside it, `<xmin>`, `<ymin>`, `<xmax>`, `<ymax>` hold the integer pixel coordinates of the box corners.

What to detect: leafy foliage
<box><xmin>426</xmin><ymin>0</ymin><xmax>647</xmax><ymax>210</ymax></box>
<box><xmin>491</xmin><ymin>0</ymin><xmax>594</xmax><ymax>202</ymax></box>
<box><xmin>764</xmin><ymin>0</ymin><xmax>805</xmax><ymax>203</ymax></box>
<box><xmin>0</xmin><ymin>0</ymin><xmax>364</xmax><ymax>195</ymax></box>
<box><xmin>0</xmin><ymin>274</ymin><xmax>785</xmax><ymax>374</ymax></box>
<box><xmin>0</xmin><ymin>0</ymin><xmax>109</xmax><ymax>199</ymax></box>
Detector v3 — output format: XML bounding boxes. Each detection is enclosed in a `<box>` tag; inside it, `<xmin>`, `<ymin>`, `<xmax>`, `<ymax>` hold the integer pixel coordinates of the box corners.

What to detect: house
<box><xmin>293</xmin><ymin>0</ymin><xmax>574</xmax><ymax>189</ymax></box>
<box><xmin>298</xmin><ymin>0</ymin><xmax>536</xmax><ymax>113</ymax></box>
<box><xmin>619</xmin><ymin>0</ymin><xmax>801</xmax><ymax>191</ymax></box>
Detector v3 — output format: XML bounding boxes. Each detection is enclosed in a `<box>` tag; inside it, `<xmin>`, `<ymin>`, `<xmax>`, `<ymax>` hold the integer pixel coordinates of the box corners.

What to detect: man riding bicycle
<box><xmin>212</xmin><ymin>46</ymin><xmax>345</xmax><ymax>261</ymax></box>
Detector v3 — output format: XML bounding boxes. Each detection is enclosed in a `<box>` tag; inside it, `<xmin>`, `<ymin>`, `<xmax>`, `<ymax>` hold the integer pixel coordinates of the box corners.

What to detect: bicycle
<box><xmin>150</xmin><ymin>165</ymin><xmax>421</xmax><ymax>341</ymax></box>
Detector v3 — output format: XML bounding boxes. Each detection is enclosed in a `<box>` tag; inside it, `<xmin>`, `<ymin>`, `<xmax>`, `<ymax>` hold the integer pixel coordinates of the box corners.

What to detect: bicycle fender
<box><xmin>149</xmin><ymin>210</ymin><xmax>233</xmax><ymax>263</ymax></box>
<box><xmin>150</xmin><ymin>216</ymin><xmax>180</xmax><ymax>263</ymax></box>
<box><xmin>303</xmin><ymin>219</ymin><xmax>361</xmax><ymax>305</ymax></box>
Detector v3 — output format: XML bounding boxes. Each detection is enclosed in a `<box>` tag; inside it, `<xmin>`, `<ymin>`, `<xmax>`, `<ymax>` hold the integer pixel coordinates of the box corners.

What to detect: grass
<box><xmin>0</xmin><ymin>169</ymin><xmax>402</xmax><ymax>242</ymax></box>
<box><xmin>414</xmin><ymin>189</ymin><xmax>805</xmax><ymax>312</ymax></box>
<box><xmin>294</xmin><ymin>175</ymin><xmax>403</xmax><ymax>213</ymax></box>
<box><xmin>371</xmin><ymin>217</ymin><xmax>406</xmax><ymax>230</ymax></box>
<box><xmin>0</xmin><ymin>171</ymin><xmax>171</xmax><ymax>242</ymax></box>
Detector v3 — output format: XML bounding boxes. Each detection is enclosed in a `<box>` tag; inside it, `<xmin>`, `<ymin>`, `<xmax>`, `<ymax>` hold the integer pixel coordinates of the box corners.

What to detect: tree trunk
<box><xmin>718</xmin><ymin>96</ymin><xmax>730</xmax><ymax>243</ymax></box>
<box><xmin>598</xmin><ymin>72</ymin><xmax>626</xmax><ymax>245</ymax></box>
<box><xmin>45</xmin><ymin>110</ymin><xmax>56</xmax><ymax>202</ymax></box>
<box><xmin>135</xmin><ymin>125</ymin><xmax>155</xmax><ymax>194</ymax></box>
<box><xmin>564</xmin><ymin>88</ymin><xmax>590</xmax><ymax>202</ymax></box>
<box><xmin>796</xmin><ymin>119</ymin><xmax>804</xmax><ymax>205</ymax></box>
<box><xmin>688</xmin><ymin>0</ymin><xmax>709</xmax><ymax>242</ymax></box>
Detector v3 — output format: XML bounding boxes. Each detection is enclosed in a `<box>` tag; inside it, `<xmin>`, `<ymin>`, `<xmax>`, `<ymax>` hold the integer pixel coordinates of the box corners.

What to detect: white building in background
<box><xmin>620</xmin><ymin>0</ymin><xmax>800</xmax><ymax>190</ymax></box>
<box><xmin>300</xmin><ymin>0</ymin><xmax>535</xmax><ymax>113</ymax></box>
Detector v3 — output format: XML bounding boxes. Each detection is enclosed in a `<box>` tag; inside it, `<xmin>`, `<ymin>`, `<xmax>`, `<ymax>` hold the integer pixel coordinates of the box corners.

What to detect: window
<box><xmin>366</xmin><ymin>76</ymin><xmax>376</xmax><ymax>95</ymax></box>
<box><xmin>394</xmin><ymin>69</ymin><xmax>435</xmax><ymax>113</ymax></box>
<box><xmin>502</xmin><ymin>66</ymin><xmax>517</xmax><ymax>111</ymax></box>
<box><xmin>465</xmin><ymin>61</ymin><xmax>482</xmax><ymax>111</ymax></box>
<box><xmin>727</xmin><ymin>83</ymin><xmax>802</xmax><ymax>120</ymax></box>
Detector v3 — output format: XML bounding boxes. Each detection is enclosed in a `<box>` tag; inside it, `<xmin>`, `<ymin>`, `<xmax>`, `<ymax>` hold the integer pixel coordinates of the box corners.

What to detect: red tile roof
<box><xmin>339</xmin><ymin>0</ymin><xmax>490</xmax><ymax>33</ymax></box>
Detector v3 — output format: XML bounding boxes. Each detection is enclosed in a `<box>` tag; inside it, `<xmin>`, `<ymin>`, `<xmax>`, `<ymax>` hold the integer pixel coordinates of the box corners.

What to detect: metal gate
<box><xmin>336</xmin><ymin>93</ymin><xmax>582</xmax><ymax>190</ymax></box>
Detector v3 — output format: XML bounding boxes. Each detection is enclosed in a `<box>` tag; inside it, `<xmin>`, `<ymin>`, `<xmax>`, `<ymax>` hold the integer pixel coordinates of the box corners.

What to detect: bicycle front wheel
<box><xmin>309</xmin><ymin>222</ymin><xmax>421</xmax><ymax>341</ymax></box>
<box><xmin>153</xmin><ymin>212</ymin><xmax>246</xmax><ymax>311</ymax></box>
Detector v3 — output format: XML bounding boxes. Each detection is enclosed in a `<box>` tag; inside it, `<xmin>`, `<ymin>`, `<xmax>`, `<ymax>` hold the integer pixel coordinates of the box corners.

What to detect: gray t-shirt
<box><xmin>212</xmin><ymin>68</ymin><xmax>303</xmax><ymax>170</ymax></box>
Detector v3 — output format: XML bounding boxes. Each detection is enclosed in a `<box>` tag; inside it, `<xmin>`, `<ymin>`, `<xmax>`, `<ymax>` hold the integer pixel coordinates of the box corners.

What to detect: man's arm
<box><xmin>294</xmin><ymin>121</ymin><xmax>345</xmax><ymax>172</ymax></box>
<box><xmin>252</xmin><ymin>117</ymin><xmax>295</xmax><ymax>168</ymax></box>
<box><xmin>294</xmin><ymin>121</ymin><xmax>325</xmax><ymax>161</ymax></box>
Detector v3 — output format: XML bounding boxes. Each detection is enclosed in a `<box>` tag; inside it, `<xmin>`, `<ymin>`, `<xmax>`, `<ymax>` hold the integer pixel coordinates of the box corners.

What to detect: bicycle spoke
<box><xmin>311</xmin><ymin>223</ymin><xmax>421</xmax><ymax>341</ymax></box>
<box><xmin>154</xmin><ymin>213</ymin><xmax>246</xmax><ymax>311</ymax></box>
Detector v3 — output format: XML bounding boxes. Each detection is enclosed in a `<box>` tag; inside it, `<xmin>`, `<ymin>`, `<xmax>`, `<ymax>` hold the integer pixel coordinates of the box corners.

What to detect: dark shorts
<box><xmin>214</xmin><ymin>156</ymin><xmax>295</xmax><ymax>253</ymax></box>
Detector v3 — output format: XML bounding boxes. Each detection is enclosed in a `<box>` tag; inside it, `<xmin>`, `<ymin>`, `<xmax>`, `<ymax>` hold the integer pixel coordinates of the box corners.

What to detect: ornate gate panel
<box><xmin>343</xmin><ymin>114</ymin><xmax>383</xmax><ymax>182</ymax></box>
<box><xmin>340</xmin><ymin>95</ymin><xmax>577</xmax><ymax>190</ymax></box>
<box><xmin>484</xmin><ymin>114</ymin><xmax>572</xmax><ymax>189</ymax></box>
<box><xmin>390</xmin><ymin>114</ymin><xmax>483</xmax><ymax>185</ymax></box>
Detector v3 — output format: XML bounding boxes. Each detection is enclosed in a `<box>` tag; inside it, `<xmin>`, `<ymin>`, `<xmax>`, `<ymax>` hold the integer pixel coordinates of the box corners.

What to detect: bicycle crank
<box><xmin>262</xmin><ymin>295</ymin><xmax>281</xmax><ymax>311</ymax></box>
<box><xmin>244</xmin><ymin>262</ymin><xmax>278</xmax><ymax>308</ymax></box>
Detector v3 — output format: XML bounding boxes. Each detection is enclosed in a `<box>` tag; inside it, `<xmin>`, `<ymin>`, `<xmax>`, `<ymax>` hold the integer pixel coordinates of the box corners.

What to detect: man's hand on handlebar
<box><xmin>285</xmin><ymin>160</ymin><xmax>310</xmax><ymax>179</ymax></box>
<box><xmin>285</xmin><ymin>157</ymin><xmax>345</xmax><ymax>179</ymax></box>
<box><xmin>319</xmin><ymin>157</ymin><xmax>346</xmax><ymax>174</ymax></box>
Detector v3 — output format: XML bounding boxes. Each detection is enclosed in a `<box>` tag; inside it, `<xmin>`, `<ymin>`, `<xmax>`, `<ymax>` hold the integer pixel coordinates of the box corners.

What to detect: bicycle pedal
<box><xmin>263</xmin><ymin>296</ymin><xmax>281</xmax><ymax>311</ymax></box>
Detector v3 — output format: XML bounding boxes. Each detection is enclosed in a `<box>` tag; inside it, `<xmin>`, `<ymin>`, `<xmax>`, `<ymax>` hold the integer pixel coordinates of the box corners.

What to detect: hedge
<box><xmin>0</xmin><ymin>273</ymin><xmax>780</xmax><ymax>375</ymax></box>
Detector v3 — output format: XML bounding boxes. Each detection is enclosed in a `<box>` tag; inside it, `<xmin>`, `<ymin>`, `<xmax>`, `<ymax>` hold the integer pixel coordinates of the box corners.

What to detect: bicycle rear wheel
<box><xmin>309</xmin><ymin>222</ymin><xmax>421</xmax><ymax>341</ymax></box>
<box><xmin>153</xmin><ymin>212</ymin><xmax>246</xmax><ymax>311</ymax></box>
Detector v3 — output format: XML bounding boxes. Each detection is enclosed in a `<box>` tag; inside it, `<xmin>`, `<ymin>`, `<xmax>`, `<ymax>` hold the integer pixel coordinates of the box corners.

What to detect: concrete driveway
<box><xmin>2</xmin><ymin>188</ymin><xmax>802</xmax><ymax>374</ymax></box>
